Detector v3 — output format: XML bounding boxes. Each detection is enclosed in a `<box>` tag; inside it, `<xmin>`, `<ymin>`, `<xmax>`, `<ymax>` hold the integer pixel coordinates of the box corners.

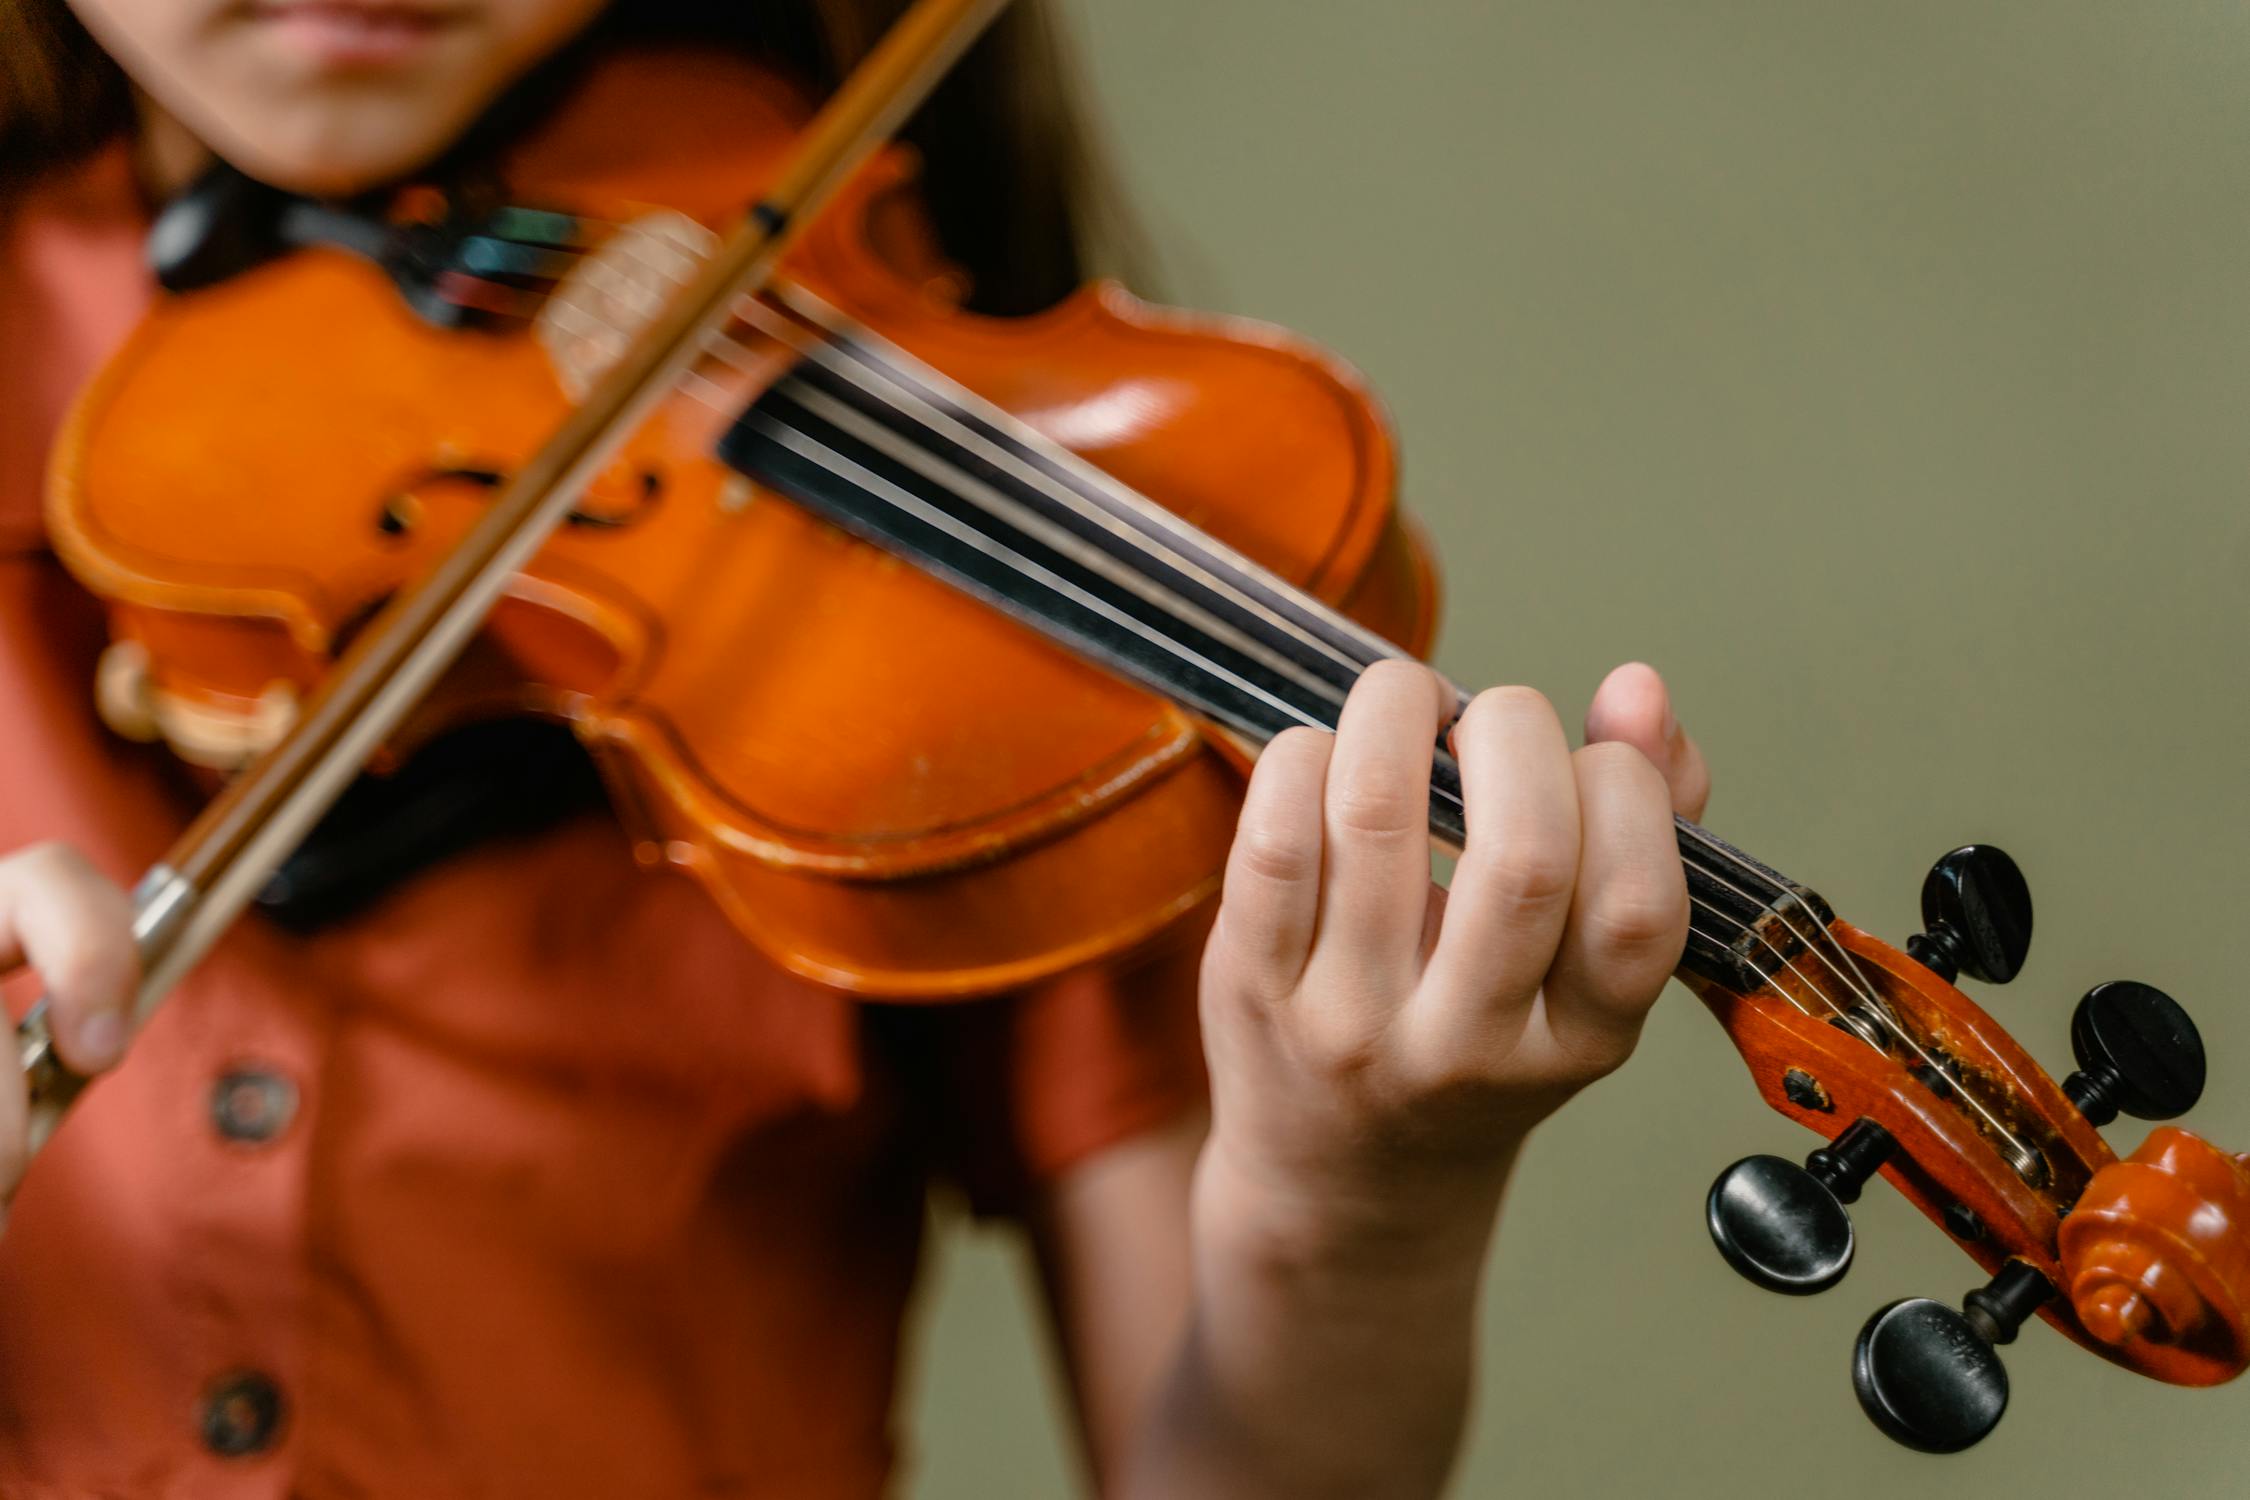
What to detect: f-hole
<box><xmin>375</xmin><ymin>465</ymin><xmax>664</xmax><ymax>536</ymax></box>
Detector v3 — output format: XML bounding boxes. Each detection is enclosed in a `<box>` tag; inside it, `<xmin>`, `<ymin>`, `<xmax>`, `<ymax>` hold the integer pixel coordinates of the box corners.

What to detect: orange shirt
<box><xmin>0</xmin><ymin>141</ymin><xmax>1207</xmax><ymax>1498</ymax></box>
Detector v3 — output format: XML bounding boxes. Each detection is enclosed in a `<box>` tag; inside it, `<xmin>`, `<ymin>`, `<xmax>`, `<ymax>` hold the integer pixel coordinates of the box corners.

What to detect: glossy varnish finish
<box><xmin>2060</xmin><ymin>1128</ymin><xmax>2250</xmax><ymax>1385</ymax></box>
<box><xmin>45</xmin><ymin>49</ymin><xmax>1427</xmax><ymax>995</ymax></box>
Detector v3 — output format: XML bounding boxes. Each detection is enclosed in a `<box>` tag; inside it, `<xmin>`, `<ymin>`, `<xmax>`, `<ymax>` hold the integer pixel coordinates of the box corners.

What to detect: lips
<box><xmin>243</xmin><ymin>1</ymin><xmax>469</xmax><ymax>69</ymax></box>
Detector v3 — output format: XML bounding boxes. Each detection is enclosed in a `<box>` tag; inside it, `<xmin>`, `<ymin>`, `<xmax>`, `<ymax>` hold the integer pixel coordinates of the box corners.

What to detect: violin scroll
<box><xmin>2057</xmin><ymin>1127</ymin><xmax>2250</xmax><ymax>1386</ymax></box>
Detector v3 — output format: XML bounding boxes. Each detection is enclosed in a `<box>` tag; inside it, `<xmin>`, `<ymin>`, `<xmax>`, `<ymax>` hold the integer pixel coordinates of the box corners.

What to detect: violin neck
<box><xmin>716</xmin><ymin>303</ymin><xmax>1827</xmax><ymax>994</ymax></box>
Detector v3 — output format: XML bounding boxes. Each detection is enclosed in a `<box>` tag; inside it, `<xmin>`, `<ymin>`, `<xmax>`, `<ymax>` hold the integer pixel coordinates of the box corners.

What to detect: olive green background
<box><xmin>903</xmin><ymin>2</ymin><xmax>2250</xmax><ymax>1495</ymax></box>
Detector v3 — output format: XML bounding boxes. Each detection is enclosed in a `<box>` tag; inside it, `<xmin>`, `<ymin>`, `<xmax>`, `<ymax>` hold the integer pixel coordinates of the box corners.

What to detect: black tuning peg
<box><xmin>2063</xmin><ymin>980</ymin><xmax>2205</xmax><ymax>1127</ymax></box>
<box><xmin>1706</xmin><ymin>1119</ymin><xmax>1895</xmax><ymax>1295</ymax></box>
<box><xmin>1854</xmin><ymin>1261</ymin><xmax>2051</xmax><ymax>1453</ymax></box>
<box><xmin>1906</xmin><ymin>845</ymin><xmax>2033</xmax><ymax>985</ymax></box>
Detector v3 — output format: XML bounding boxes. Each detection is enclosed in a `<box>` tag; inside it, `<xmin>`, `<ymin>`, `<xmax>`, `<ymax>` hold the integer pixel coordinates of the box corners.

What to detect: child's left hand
<box><xmin>1195</xmin><ymin>659</ymin><xmax>1709</xmax><ymax>1258</ymax></box>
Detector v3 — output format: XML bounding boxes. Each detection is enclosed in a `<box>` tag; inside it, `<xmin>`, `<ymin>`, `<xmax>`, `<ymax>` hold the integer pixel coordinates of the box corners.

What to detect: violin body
<box><xmin>45</xmin><ymin>49</ymin><xmax>1432</xmax><ymax>995</ymax></box>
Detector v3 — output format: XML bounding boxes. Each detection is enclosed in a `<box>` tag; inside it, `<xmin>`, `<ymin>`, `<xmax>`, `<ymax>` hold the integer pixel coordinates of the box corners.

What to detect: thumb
<box><xmin>1585</xmin><ymin>662</ymin><xmax>1711</xmax><ymax>821</ymax></box>
<box><xmin>0</xmin><ymin>845</ymin><xmax>140</xmax><ymax>1075</ymax></box>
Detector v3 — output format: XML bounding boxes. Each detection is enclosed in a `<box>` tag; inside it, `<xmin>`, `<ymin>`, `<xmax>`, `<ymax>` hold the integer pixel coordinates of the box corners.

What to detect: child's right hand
<box><xmin>0</xmin><ymin>844</ymin><xmax>141</xmax><ymax>1231</ymax></box>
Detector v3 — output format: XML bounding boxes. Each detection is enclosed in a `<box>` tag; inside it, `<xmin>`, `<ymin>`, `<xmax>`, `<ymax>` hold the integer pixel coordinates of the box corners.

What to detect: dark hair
<box><xmin>0</xmin><ymin>0</ymin><xmax>1133</xmax><ymax>313</ymax></box>
<box><xmin>0</xmin><ymin>0</ymin><xmax>130</xmax><ymax>193</ymax></box>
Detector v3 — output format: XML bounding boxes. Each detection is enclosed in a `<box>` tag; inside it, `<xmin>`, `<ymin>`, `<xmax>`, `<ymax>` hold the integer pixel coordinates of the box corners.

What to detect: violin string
<box><xmin>699</xmin><ymin>326</ymin><xmax>771</xmax><ymax>376</ymax></box>
<box><xmin>1668</xmin><ymin>845</ymin><xmax>1990</xmax><ymax>1113</ymax></box>
<box><xmin>1684</xmin><ymin>863</ymin><xmax>1859</xmax><ymax>1015</ymax></box>
<box><xmin>705</xmin><ymin>316</ymin><xmax>1788</xmax><ymax>894</ymax></box>
<box><xmin>539</xmin><ymin>293</ymin><xmax>621</xmax><ymax>350</ymax></box>
<box><xmin>1686</xmin><ymin>895</ymin><xmax>1823</xmax><ymax>1019</ymax></box>
<box><xmin>617</xmin><ymin>219</ymin><xmax>716</xmax><ymax>292</ymax></box>
<box><xmin>717</xmin><ymin>288</ymin><xmax>1389</xmax><ymax>703</ymax></box>
<box><xmin>1677</xmin><ymin>826</ymin><xmax>1886</xmax><ymax>1009</ymax></box>
<box><xmin>1677</xmin><ymin>893</ymin><xmax>2040</xmax><ymax>1199</ymax></box>
<box><xmin>705</xmin><ymin>313</ymin><xmax>1837</xmax><ymax>990</ymax></box>
<box><xmin>1674</xmin><ymin>823</ymin><xmax>1958</xmax><ymax>1108</ymax></box>
<box><xmin>748</xmin><ymin>305</ymin><xmax>1952</xmax><ymax>1086</ymax></box>
<box><xmin>737</xmin><ymin>395</ymin><xmax>2048</xmax><ymax>1169</ymax></box>
<box><xmin>764</xmin><ymin>289</ymin><xmax>1397</xmax><ymax>693</ymax></box>
<box><xmin>731</xmin><ymin>403</ymin><xmax>1652</xmax><ymax>946</ymax></box>
<box><xmin>706</xmin><ymin>304</ymin><xmax>1487</xmax><ymax>814</ymax></box>
<box><xmin>678</xmin><ymin>370</ymin><xmax>741</xmax><ymax>413</ymax></box>
<box><xmin>1718</xmin><ymin>894</ymin><xmax>2039</xmax><ymax>1165</ymax></box>
<box><xmin>1671</xmin><ymin>821</ymin><xmax>1892</xmax><ymax>1011</ymax></box>
<box><xmin>737</xmin><ymin>362</ymin><xmax>1481</xmax><ymax>835</ymax></box>
<box><xmin>1664</xmin><ymin>828</ymin><xmax>1914</xmax><ymax>1086</ymax></box>
<box><xmin>707</xmin><ymin>308</ymin><xmax>1487</xmax><ymax>827</ymax></box>
<box><xmin>736</xmin><ymin>311</ymin><xmax>2043</xmax><ymax>1160</ymax></box>
<box><xmin>553</xmin><ymin>270</ymin><xmax>1458</xmax><ymax>809</ymax></box>
<box><xmin>694</xmin><ymin>313</ymin><xmax>1757</xmax><ymax>860</ymax></box>
<box><xmin>542</xmin><ymin>248</ymin><xmax>1395</xmax><ymax>748</ymax></box>
<box><xmin>1681</xmin><ymin>844</ymin><xmax>1945</xmax><ymax>1059</ymax></box>
<box><xmin>777</xmin><ymin>373</ymin><xmax>1374</xmax><ymax>720</ymax></box>
<box><xmin>720</xmin><ymin>312</ymin><xmax>1827</xmax><ymax>886</ymax></box>
<box><xmin>737</xmin><ymin>412</ymin><xmax>1346</xmax><ymax>742</ymax></box>
<box><xmin>534</xmin><ymin>247</ymin><xmax>1377</xmax><ymax>748</ymax></box>
<box><xmin>540</xmin><ymin>250</ymin><xmax>2042</xmax><ymax>1171</ymax></box>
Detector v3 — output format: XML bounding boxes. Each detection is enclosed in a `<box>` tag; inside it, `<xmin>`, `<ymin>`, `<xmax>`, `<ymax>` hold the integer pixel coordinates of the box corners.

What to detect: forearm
<box><xmin>1114</xmin><ymin>1139</ymin><xmax>1517</xmax><ymax>1500</ymax></box>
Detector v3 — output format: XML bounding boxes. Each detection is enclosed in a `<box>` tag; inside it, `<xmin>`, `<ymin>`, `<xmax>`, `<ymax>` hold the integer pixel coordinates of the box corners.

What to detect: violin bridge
<box><xmin>535</xmin><ymin>210</ymin><xmax>719</xmax><ymax>402</ymax></box>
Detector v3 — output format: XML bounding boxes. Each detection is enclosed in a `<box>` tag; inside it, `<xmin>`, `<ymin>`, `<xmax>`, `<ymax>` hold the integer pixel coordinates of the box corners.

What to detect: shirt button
<box><xmin>210</xmin><ymin>1068</ymin><xmax>297</xmax><ymax>1145</ymax></box>
<box><xmin>200</xmin><ymin>1371</ymin><xmax>284</xmax><ymax>1457</ymax></box>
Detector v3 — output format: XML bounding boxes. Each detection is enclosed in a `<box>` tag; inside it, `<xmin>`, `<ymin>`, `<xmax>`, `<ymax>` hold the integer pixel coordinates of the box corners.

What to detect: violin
<box><xmin>16</xmin><ymin>0</ymin><xmax>2247</xmax><ymax>1454</ymax></box>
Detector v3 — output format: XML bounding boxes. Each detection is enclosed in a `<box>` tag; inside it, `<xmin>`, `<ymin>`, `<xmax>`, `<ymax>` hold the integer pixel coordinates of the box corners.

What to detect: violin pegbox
<box><xmin>1689</xmin><ymin>844</ymin><xmax>2249</xmax><ymax>1451</ymax></box>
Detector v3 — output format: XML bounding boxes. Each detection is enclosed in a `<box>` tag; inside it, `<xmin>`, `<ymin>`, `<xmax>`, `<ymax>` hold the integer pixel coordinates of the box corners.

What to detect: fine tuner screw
<box><xmin>2062</xmin><ymin>980</ymin><xmax>2205</xmax><ymax>1127</ymax></box>
<box><xmin>1854</xmin><ymin>1261</ymin><xmax>2052</xmax><ymax>1453</ymax></box>
<box><xmin>1906</xmin><ymin>845</ymin><xmax>2033</xmax><ymax>986</ymax></box>
<box><xmin>1705</xmin><ymin>1119</ymin><xmax>1896</xmax><ymax>1295</ymax></box>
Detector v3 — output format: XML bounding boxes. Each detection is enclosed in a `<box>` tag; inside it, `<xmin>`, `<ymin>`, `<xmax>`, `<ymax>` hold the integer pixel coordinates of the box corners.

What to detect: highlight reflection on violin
<box><xmin>0</xmin><ymin>0</ymin><xmax>2241</xmax><ymax>1493</ymax></box>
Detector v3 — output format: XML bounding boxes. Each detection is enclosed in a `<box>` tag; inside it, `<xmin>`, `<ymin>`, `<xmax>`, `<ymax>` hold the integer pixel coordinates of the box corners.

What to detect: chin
<box><xmin>195</xmin><ymin>102</ymin><xmax>475</xmax><ymax>198</ymax></box>
<box><xmin>223</xmin><ymin>151</ymin><xmax>426</xmax><ymax>199</ymax></box>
